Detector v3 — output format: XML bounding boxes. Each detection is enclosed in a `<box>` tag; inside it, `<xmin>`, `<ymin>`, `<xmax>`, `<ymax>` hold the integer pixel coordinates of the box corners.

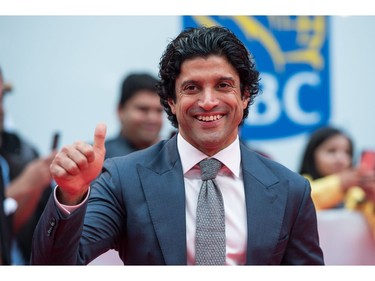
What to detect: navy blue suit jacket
<box><xmin>31</xmin><ymin>135</ymin><xmax>324</xmax><ymax>265</ymax></box>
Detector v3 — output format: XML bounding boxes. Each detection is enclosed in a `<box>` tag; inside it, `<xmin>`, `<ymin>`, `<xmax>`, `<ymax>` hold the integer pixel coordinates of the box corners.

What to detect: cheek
<box><xmin>314</xmin><ymin>153</ymin><xmax>325</xmax><ymax>171</ymax></box>
<box><xmin>315</xmin><ymin>155</ymin><xmax>333</xmax><ymax>176</ymax></box>
<box><xmin>343</xmin><ymin>156</ymin><xmax>352</xmax><ymax>168</ymax></box>
<box><xmin>169</xmin><ymin>97</ymin><xmax>192</xmax><ymax>116</ymax></box>
<box><xmin>118</xmin><ymin>108</ymin><xmax>127</xmax><ymax>123</ymax></box>
<box><xmin>120</xmin><ymin>108</ymin><xmax>141</xmax><ymax>124</ymax></box>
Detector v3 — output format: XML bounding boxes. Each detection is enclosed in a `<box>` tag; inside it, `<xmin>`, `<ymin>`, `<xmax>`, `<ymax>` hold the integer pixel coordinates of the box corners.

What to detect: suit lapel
<box><xmin>240</xmin><ymin>144</ymin><xmax>289</xmax><ymax>264</ymax></box>
<box><xmin>137</xmin><ymin>136</ymin><xmax>187</xmax><ymax>265</ymax></box>
<box><xmin>136</xmin><ymin>140</ymin><xmax>289</xmax><ymax>265</ymax></box>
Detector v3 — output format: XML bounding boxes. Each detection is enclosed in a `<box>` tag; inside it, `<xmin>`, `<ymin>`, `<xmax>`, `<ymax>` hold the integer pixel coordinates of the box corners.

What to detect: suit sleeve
<box><xmin>281</xmin><ymin>178</ymin><xmax>325</xmax><ymax>265</ymax></box>
<box><xmin>31</xmin><ymin>159</ymin><xmax>125</xmax><ymax>265</ymax></box>
<box><xmin>30</xmin><ymin>193</ymin><xmax>88</xmax><ymax>264</ymax></box>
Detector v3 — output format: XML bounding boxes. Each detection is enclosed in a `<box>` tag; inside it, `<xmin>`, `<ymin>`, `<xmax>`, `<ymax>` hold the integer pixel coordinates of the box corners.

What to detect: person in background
<box><xmin>299</xmin><ymin>126</ymin><xmax>375</xmax><ymax>238</ymax></box>
<box><xmin>0</xmin><ymin>66</ymin><xmax>56</xmax><ymax>264</ymax></box>
<box><xmin>104</xmin><ymin>73</ymin><xmax>164</xmax><ymax>159</ymax></box>
<box><xmin>31</xmin><ymin>26</ymin><xmax>323</xmax><ymax>265</ymax></box>
<box><xmin>0</xmin><ymin>149</ymin><xmax>11</xmax><ymax>265</ymax></box>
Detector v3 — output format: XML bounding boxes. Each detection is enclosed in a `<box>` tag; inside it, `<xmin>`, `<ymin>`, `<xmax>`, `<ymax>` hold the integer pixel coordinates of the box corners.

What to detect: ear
<box><xmin>117</xmin><ymin>105</ymin><xmax>124</xmax><ymax>118</ymax></box>
<box><xmin>242</xmin><ymin>90</ymin><xmax>250</xmax><ymax>108</ymax></box>
<box><xmin>168</xmin><ymin>98</ymin><xmax>176</xmax><ymax>114</ymax></box>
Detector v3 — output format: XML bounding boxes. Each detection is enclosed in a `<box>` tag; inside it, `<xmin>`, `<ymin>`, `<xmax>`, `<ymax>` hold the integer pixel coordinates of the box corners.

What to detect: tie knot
<box><xmin>199</xmin><ymin>158</ymin><xmax>222</xmax><ymax>181</ymax></box>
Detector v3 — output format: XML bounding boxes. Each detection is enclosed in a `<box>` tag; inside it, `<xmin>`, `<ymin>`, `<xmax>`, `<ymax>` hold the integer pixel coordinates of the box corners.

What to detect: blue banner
<box><xmin>182</xmin><ymin>16</ymin><xmax>330</xmax><ymax>140</ymax></box>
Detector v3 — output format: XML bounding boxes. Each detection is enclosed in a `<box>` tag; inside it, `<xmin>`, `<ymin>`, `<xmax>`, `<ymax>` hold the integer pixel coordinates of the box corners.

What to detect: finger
<box><xmin>65</xmin><ymin>147</ymin><xmax>90</xmax><ymax>171</ymax></box>
<box><xmin>93</xmin><ymin>123</ymin><xmax>107</xmax><ymax>152</ymax></box>
<box><xmin>53</xmin><ymin>151</ymin><xmax>82</xmax><ymax>176</ymax></box>
<box><xmin>50</xmin><ymin>161</ymin><xmax>74</xmax><ymax>180</ymax></box>
<box><xmin>75</xmin><ymin>142</ymin><xmax>95</xmax><ymax>163</ymax></box>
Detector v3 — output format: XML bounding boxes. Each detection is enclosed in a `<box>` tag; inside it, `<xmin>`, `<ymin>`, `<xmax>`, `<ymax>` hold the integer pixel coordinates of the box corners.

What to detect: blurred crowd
<box><xmin>1</xmin><ymin>64</ymin><xmax>375</xmax><ymax>265</ymax></box>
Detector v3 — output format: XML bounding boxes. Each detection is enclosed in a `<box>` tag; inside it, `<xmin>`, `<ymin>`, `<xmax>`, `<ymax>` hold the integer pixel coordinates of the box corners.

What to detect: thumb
<box><xmin>93</xmin><ymin>122</ymin><xmax>107</xmax><ymax>151</ymax></box>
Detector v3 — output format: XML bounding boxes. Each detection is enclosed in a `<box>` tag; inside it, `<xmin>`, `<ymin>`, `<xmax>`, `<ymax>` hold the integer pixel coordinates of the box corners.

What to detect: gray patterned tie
<box><xmin>195</xmin><ymin>158</ymin><xmax>226</xmax><ymax>265</ymax></box>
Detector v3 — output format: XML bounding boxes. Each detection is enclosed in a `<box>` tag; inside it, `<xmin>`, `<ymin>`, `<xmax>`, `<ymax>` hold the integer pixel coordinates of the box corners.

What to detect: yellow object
<box><xmin>304</xmin><ymin>174</ymin><xmax>375</xmax><ymax>240</ymax></box>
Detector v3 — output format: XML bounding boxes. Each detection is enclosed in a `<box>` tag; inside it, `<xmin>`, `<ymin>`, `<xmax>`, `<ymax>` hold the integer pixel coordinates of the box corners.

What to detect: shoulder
<box><xmin>104</xmin><ymin>138</ymin><xmax>175</xmax><ymax>171</ymax></box>
<box><xmin>105</xmin><ymin>135</ymin><xmax>135</xmax><ymax>158</ymax></box>
<box><xmin>240</xmin><ymin>143</ymin><xmax>308</xmax><ymax>188</ymax></box>
<box><xmin>1</xmin><ymin>131</ymin><xmax>39</xmax><ymax>158</ymax></box>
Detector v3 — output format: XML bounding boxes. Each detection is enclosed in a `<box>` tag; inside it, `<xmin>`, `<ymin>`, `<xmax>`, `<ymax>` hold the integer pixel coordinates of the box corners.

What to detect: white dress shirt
<box><xmin>177</xmin><ymin>134</ymin><xmax>247</xmax><ymax>265</ymax></box>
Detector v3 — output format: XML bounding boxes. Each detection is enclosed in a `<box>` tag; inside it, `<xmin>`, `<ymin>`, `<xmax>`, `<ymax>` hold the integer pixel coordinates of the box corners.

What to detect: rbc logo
<box><xmin>182</xmin><ymin>16</ymin><xmax>330</xmax><ymax>140</ymax></box>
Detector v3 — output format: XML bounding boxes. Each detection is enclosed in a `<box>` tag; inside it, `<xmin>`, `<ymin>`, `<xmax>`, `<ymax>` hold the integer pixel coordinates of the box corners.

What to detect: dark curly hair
<box><xmin>157</xmin><ymin>26</ymin><xmax>260</xmax><ymax>128</ymax></box>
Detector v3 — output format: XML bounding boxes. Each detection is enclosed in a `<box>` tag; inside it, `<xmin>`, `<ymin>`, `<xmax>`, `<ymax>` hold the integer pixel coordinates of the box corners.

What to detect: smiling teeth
<box><xmin>197</xmin><ymin>115</ymin><xmax>223</xmax><ymax>122</ymax></box>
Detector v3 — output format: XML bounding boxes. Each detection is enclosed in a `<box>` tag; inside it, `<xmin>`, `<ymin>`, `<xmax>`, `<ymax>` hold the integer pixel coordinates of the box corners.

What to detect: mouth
<box><xmin>196</xmin><ymin>114</ymin><xmax>224</xmax><ymax>122</ymax></box>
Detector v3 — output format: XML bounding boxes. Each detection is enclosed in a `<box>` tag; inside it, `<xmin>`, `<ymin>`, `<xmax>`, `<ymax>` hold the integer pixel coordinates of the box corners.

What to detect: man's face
<box><xmin>169</xmin><ymin>55</ymin><xmax>249</xmax><ymax>156</ymax></box>
<box><xmin>118</xmin><ymin>90</ymin><xmax>163</xmax><ymax>149</ymax></box>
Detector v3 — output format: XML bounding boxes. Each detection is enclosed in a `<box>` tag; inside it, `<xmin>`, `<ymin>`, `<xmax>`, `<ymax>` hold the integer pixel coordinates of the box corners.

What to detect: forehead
<box><xmin>319</xmin><ymin>134</ymin><xmax>350</xmax><ymax>149</ymax></box>
<box><xmin>124</xmin><ymin>90</ymin><xmax>160</xmax><ymax>105</ymax></box>
<box><xmin>178</xmin><ymin>55</ymin><xmax>238</xmax><ymax>81</ymax></box>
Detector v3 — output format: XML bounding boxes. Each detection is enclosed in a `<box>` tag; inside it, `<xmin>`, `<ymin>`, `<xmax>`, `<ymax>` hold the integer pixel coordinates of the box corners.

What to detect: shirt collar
<box><xmin>177</xmin><ymin>133</ymin><xmax>241</xmax><ymax>178</ymax></box>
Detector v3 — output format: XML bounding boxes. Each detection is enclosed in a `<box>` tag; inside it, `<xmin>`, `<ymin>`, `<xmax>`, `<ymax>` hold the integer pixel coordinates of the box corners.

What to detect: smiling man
<box><xmin>31</xmin><ymin>26</ymin><xmax>324</xmax><ymax>265</ymax></box>
<box><xmin>170</xmin><ymin>55</ymin><xmax>248</xmax><ymax>156</ymax></box>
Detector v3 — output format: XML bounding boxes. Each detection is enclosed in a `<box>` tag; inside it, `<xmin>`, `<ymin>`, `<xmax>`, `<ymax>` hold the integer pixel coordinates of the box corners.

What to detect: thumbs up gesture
<box><xmin>50</xmin><ymin>123</ymin><xmax>107</xmax><ymax>205</ymax></box>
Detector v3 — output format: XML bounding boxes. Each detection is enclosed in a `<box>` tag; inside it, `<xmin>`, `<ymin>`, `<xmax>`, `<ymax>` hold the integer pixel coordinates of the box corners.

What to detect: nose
<box><xmin>197</xmin><ymin>87</ymin><xmax>219</xmax><ymax>110</ymax></box>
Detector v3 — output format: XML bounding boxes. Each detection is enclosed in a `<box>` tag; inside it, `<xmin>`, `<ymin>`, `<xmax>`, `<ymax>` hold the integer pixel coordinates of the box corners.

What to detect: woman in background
<box><xmin>299</xmin><ymin>126</ymin><xmax>375</xmax><ymax>237</ymax></box>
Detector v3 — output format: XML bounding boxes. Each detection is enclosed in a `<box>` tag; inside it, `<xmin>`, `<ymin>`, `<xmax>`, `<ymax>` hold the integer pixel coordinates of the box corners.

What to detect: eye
<box><xmin>136</xmin><ymin>105</ymin><xmax>150</xmax><ymax>114</ymax></box>
<box><xmin>181</xmin><ymin>84</ymin><xmax>200</xmax><ymax>95</ymax></box>
<box><xmin>217</xmin><ymin>81</ymin><xmax>234</xmax><ymax>92</ymax></box>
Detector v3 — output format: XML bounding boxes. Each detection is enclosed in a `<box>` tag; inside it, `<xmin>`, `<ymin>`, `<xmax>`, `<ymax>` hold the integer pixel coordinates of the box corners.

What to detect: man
<box><xmin>0</xmin><ymin>67</ymin><xmax>56</xmax><ymax>264</ymax></box>
<box><xmin>0</xmin><ymin>70</ymin><xmax>13</xmax><ymax>265</ymax></box>
<box><xmin>104</xmin><ymin>73</ymin><xmax>164</xmax><ymax>159</ymax></box>
<box><xmin>0</xmin><ymin>155</ymin><xmax>11</xmax><ymax>265</ymax></box>
<box><xmin>31</xmin><ymin>26</ymin><xmax>324</xmax><ymax>265</ymax></box>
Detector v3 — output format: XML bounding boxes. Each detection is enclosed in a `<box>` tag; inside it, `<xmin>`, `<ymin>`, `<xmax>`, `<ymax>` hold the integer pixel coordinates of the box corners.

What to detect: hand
<box><xmin>6</xmin><ymin>150</ymin><xmax>57</xmax><ymax>231</ymax></box>
<box><xmin>358</xmin><ymin>169</ymin><xmax>375</xmax><ymax>202</ymax></box>
<box><xmin>6</xmin><ymin>151</ymin><xmax>56</xmax><ymax>204</ymax></box>
<box><xmin>50</xmin><ymin>123</ymin><xmax>106</xmax><ymax>205</ymax></box>
<box><xmin>338</xmin><ymin>168</ymin><xmax>362</xmax><ymax>192</ymax></box>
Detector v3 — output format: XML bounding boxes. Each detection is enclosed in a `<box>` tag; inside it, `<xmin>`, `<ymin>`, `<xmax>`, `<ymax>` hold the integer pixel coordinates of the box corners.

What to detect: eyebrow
<box><xmin>180</xmin><ymin>80</ymin><xmax>197</xmax><ymax>88</ymax></box>
<box><xmin>180</xmin><ymin>76</ymin><xmax>236</xmax><ymax>87</ymax></box>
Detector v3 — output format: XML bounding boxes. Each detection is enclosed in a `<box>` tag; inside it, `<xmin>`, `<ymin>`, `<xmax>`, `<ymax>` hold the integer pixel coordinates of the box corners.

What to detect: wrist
<box><xmin>56</xmin><ymin>186</ymin><xmax>89</xmax><ymax>206</ymax></box>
